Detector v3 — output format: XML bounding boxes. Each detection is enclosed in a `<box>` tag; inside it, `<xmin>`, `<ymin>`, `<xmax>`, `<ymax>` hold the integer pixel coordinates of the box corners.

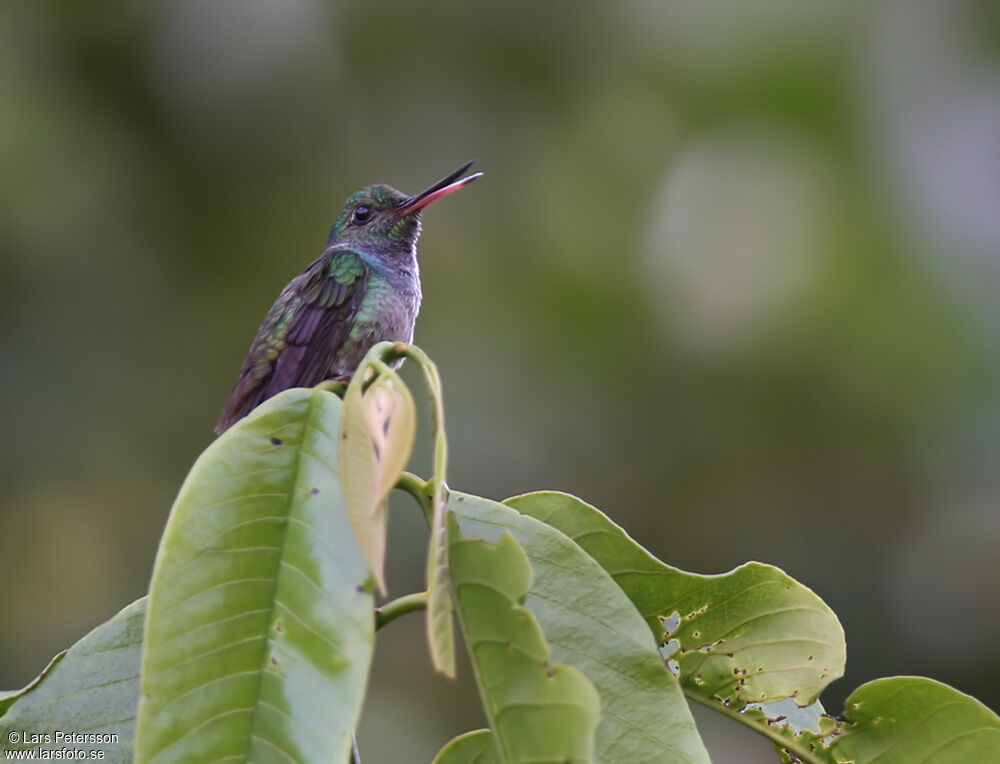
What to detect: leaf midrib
<box><xmin>239</xmin><ymin>392</ymin><xmax>323</xmax><ymax>763</ymax></box>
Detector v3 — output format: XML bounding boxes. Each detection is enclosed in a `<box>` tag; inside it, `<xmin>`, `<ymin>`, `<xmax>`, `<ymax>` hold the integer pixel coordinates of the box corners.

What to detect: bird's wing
<box><xmin>215</xmin><ymin>248</ymin><xmax>368</xmax><ymax>433</ymax></box>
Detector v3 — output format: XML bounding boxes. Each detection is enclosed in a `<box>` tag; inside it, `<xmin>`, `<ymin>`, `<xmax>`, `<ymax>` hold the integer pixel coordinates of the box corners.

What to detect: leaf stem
<box><xmin>375</xmin><ymin>591</ymin><xmax>428</xmax><ymax>630</ymax></box>
<box><xmin>396</xmin><ymin>471</ymin><xmax>434</xmax><ymax>526</ymax></box>
<box><xmin>362</xmin><ymin>359</ymin><xmax>396</xmax><ymax>393</ymax></box>
<box><xmin>683</xmin><ymin>689</ymin><xmax>829</xmax><ymax>763</ymax></box>
<box><xmin>317</xmin><ymin>379</ymin><xmax>348</xmax><ymax>397</ymax></box>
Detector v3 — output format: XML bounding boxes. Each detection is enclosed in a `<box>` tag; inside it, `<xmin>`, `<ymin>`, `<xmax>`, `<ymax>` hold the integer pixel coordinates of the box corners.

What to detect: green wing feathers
<box><xmin>216</xmin><ymin>249</ymin><xmax>367</xmax><ymax>433</ymax></box>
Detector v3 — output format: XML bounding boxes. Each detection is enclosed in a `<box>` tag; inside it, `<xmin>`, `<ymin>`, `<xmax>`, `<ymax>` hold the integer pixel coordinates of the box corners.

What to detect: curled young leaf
<box><xmin>340</xmin><ymin>368</ymin><xmax>416</xmax><ymax>594</ymax></box>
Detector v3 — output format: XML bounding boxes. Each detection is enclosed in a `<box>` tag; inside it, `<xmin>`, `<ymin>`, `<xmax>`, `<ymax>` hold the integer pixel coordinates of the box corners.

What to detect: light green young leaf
<box><xmin>828</xmin><ymin>677</ymin><xmax>1000</xmax><ymax>763</ymax></box>
<box><xmin>426</xmin><ymin>513</ymin><xmax>455</xmax><ymax>677</ymax></box>
<box><xmin>340</xmin><ymin>368</ymin><xmax>416</xmax><ymax>594</ymax></box>
<box><xmin>419</xmin><ymin>355</ymin><xmax>455</xmax><ymax>678</ymax></box>
<box><xmin>451</xmin><ymin>492</ymin><xmax>710</xmax><ymax>763</ymax></box>
<box><xmin>346</xmin><ymin>341</ymin><xmax>454</xmax><ymax>675</ymax></box>
<box><xmin>1</xmin><ymin>598</ymin><xmax>145</xmax><ymax>762</ymax></box>
<box><xmin>432</xmin><ymin>730</ymin><xmax>498</xmax><ymax>764</ymax></box>
<box><xmin>506</xmin><ymin>491</ymin><xmax>845</xmax><ymax>711</ymax></box>
<box><xmin>447</xmin><ymin>517</ymin><xmax>600</xmax><ymax>764</ymax></box>
<box><xmin>136</xmin><ymin>388</ymin><xmax>374</xmax><ymax>764</ymax></box>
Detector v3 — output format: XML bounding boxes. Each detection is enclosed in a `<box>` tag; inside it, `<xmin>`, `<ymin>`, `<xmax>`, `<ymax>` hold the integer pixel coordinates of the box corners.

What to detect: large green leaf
<box><xmin>448</xmin><ymin>519</ymin><xmax>600</xmax><ymax>763</ymax></box>
<box><xmin>828</xmin><ymin>677</ymin><xmax>1000</xmax><ymax>763</ymax></box>
<box><xmin>340</xmin><ymin>366</ymin><xmax>417</xmax><ymax>595</ymax></box>
<box><xmin>432</xmin><ymin>730</ymin><xmax>499</xmax><ymax>764</ymax></box>
<box><xmin>1</xmin><ymin>598</ymin><xmax>145</xmax><ymax>762</ymax></box>
<box><xmin>136</xmin><ymin>388</ymin><xmax>375</xmax><ymax>763</ymax></box>
<box><xmin>450</xmin><ymin>492</ymin><xmax>710</xmax><ymax>764</ymax></box>
<box><xmin>506</xmin><ymin>491</ymin><xmax>845</xmax><ymax>710</ymax></box>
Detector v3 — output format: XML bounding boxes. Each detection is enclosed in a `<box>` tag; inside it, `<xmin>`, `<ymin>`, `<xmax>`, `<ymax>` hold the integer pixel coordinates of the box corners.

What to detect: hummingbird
<box><xmin>216</xmin><ymin>160</ymin><xmax>481</xmax><ymax>434</ymax></box>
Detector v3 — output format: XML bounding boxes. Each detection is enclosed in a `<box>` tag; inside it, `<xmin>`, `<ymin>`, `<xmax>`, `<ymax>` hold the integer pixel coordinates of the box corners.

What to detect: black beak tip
<box><xmin>397</xmin><ymin>160</ymin><xmax>483</xmax><ymax>214</ymax></box>
<box><xmin>437</xmin><ymin>159</ymin><xmax>477</xmax><ymax>188</ymax></box>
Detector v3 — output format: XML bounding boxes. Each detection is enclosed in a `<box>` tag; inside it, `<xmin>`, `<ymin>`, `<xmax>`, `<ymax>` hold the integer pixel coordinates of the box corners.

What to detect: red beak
<box><xmin>395</xmin><ymin>160</ymin><xmax>482</xmax><ymax>217</ymax></box>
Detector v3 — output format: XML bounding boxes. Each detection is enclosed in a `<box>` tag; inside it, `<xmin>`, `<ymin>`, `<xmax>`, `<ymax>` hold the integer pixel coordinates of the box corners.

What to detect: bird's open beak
<box><xmin>395</xmin><ymin>160</ymin><xmax>482</xmax><ymax>217</ymax></box>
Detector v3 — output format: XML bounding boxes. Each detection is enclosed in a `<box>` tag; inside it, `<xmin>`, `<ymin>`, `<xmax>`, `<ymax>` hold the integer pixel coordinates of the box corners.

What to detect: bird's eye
<box><xmin>353</xmin><ymin>205</ymin><xmax>372</xmax><ymax>224</ymax></box>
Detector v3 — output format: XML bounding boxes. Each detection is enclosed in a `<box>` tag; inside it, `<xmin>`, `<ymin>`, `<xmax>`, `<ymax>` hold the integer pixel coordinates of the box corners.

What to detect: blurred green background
<box><xmin>2</xmin><ymin>1</ymin><xmax>1000</xmax><ymax>760</ymax></box>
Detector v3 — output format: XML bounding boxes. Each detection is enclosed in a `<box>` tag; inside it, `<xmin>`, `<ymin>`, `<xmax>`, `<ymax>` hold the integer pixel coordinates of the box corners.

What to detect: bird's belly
<box><xmin>330</xmin><ymin>288</ymin><xmax>418</xmax><ymax>375</ymax></box>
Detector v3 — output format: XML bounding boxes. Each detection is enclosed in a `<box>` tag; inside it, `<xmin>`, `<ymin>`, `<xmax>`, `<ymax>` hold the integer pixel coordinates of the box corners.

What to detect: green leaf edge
<box><xmin>1</xmin><ymin>597</ymin><xmax>146</xmax><ymax>762</ymax></box>
<box><xmin>828</xmin><ymin>676</ymin><xmax>1000</xmax><ymax>763</ymax></box>
<box><xmin>0</xmin><ymin>652</ymin><xmax>67</xmax><ymax>718</ymax></box>
<box><xmin>431</xmin><ymin>729</ymin><xmax>498</xmax><ymax>764</ymax></box>
<box><xmin>505</xmin><ymin>490</ymin><xmax>845</xmax><ymax>707</ymax></box>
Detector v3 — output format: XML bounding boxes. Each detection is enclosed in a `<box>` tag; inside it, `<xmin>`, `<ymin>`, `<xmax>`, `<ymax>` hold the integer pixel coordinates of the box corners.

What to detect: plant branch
<box><xmin>375</xmin><ymin>591</ymin><xmax>428</xmax><ymax>631</ymax></box>
<box><xmin>396</xmin><ymin>471</ymin><xmax>434</xmax><ymax>526</ymax></box>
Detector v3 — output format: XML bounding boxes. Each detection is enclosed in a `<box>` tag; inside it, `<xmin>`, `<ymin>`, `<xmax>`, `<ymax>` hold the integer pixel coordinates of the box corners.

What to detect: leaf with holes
<box><xmin>506</xmin><ymin>492</ymin><xmax>845</xmax><ymax>711</ymax></box>
<box><xmin>340</xmin><ymin>367</ymin><xmax>416</xmax><ymax>594</ymax></box>
<box><xmin>447</xmin><ymin>517</ymin><xmax>600</xmax><ymax>763</ymax></box>
<box><xmin>451</xmin><ymin>492</ymin><xmax>710</xmax><ymax>763</ymax></box>
<box><xmin>431</xmin><ymin>729</ymin><xmax>498</xmax><ymax>764</ymax></box>
<box><xmin>135</xmin><ymin>388</ymin><xmax>374</xmax><ymax>764</ymax></box>
<box><xmin>827</xmin><ymin>677</ymin><xmax>1000</xmax><ymax>763</ymax></box>
<box><xmin>1</xmin><ymin>598</ymin><xmax>145</xmax><ymax>762</ymax></box>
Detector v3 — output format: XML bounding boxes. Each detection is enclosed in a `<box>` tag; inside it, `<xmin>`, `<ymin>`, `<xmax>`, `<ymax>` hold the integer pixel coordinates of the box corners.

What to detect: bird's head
<box><xmin>327</xmin><ymin>160</ymin><xmax>481</xmax><ymax>259</ymax></box>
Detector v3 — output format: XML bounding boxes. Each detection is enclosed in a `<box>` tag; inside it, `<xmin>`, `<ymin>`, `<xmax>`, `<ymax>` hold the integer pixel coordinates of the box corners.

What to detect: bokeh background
<box><xmin>2</xmin><ymin>1</ymin><xmax>1000</xmax><ymax>760</ymax></box>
